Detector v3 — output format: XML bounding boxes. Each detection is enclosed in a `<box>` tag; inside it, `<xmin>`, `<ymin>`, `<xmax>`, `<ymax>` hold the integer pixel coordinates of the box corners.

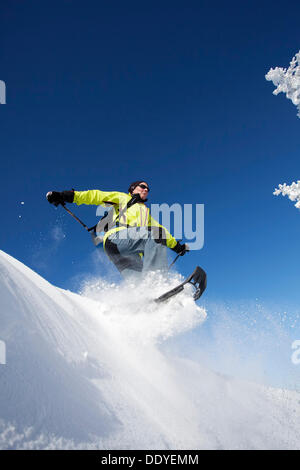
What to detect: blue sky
<box><xmin>1</xmin><ymin>0</ymin><xmax>300</xmax><ymax>312</ymax></box>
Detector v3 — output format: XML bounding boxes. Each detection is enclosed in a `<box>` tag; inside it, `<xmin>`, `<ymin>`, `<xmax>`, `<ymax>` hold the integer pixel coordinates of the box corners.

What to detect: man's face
<box><xmin>132</xmin><ymin>182</ymin><xmax>150</xmax><ymax>200</ymax></box>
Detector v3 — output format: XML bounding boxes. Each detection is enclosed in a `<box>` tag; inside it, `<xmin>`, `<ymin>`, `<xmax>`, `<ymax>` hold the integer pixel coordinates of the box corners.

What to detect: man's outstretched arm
<box><xmin>47</xmin><ymin>189</ymin><xmax>129</xmax><ymax>207</ymax></box>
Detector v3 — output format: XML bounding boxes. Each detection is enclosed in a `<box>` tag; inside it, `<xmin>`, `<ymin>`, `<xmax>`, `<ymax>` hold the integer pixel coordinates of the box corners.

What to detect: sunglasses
<box><xmin>138</xmin><ymin>184</ymin><xmax>150</xmax><ymax>192</ymax></box>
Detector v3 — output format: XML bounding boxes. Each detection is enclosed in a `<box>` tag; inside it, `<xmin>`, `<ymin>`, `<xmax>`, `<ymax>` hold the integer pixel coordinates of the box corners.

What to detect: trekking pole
<box><xmin>60</xmin><ymin>203</ymin><xmax>94</xmax><ymax>232</ymax></box>
<box><xmin>168</xmin><ymin>239</ymin><xmax>184</xmax><ymax>270</ymax></box>
<box><xmin>169</xmin><ymin>254</ymin><xmax>180</xmax><ymax>270</ymax></box>
<box><xmin>168</xmin><ymin>241</ymin><xmax>190</xmax><ymax>270</ymax></box>
<box><xmin>60</xmin><ymin>203</ymin><xmax>103</xmax><ymax>247</ymax></box>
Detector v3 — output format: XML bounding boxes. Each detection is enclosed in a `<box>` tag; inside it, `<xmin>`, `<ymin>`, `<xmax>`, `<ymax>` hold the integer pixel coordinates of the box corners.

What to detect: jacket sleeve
<box><xmin>148</xmin><ymin>215</ymin><xmax>178</xmax><ymax>250</ymax></box>
<box><xmin>73</xmin><ymin>190</ymin><xmax>129</xmax><ymax>207</ymax></box>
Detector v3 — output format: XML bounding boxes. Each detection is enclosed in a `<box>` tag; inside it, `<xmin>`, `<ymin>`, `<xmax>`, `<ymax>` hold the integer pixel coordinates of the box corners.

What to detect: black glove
<box><xmin>46</xmin><ymin>190</ymin><xmax>74</xmax><ymax>207</ymax></box>
<box><xmin>172</xmin><ymin>242</ymin><xmax>190</xmax><ymax>256</ymax></box>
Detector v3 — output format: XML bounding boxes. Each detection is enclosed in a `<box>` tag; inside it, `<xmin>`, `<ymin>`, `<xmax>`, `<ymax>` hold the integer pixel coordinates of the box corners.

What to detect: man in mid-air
<box><xmin>47</xmin><ymin>180</ymin><xmax>188</xmax><ymax>279</ymax></box>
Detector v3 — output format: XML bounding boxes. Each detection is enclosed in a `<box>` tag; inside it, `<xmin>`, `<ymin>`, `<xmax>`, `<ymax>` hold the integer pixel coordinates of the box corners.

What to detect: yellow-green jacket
<box><xmin>73</xmin><ymin>190</ymin><xmax>178</xmax><ymax>249</ymax></box>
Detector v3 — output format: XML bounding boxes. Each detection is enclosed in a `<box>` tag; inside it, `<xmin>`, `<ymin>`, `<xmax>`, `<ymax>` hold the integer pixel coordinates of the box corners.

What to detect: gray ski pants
<box><xmin>105</xmin><ymin>226</ymin><xmax>168</xmax><ymax>280</ymax></box>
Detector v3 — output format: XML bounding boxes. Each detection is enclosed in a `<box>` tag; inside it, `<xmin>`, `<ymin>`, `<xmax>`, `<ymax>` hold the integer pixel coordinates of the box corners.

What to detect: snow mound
<box><xmin>0</xmin><ymin>250</ymin><xmax>300</xmax><ymax>450</ymax></box>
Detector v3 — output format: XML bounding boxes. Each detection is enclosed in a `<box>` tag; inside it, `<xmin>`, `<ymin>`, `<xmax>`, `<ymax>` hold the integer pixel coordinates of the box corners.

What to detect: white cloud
<box><xmin>266</xmin><ymin>51</ymin><xmax>300</xmax><ymax>117</ymax></box>
<box><xmin>273</xmin><ymin>181</ymin><xmax>300</xmax><ymax>209</ymax></box>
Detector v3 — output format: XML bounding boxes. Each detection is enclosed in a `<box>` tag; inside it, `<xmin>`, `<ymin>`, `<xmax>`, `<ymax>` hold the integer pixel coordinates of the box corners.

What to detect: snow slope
<box><xmin>0</xmin><ymin>250</ymin><xmax>300</xmax><ymax>450</ymax></box>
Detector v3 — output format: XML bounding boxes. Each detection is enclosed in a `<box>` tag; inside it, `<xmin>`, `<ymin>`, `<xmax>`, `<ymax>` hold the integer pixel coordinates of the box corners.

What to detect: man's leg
<box><xmin>142</xmin><ymin>237</ymin><xmax>168</xmax><ymax>275</ymax></box>
<box><xmin>125</xmin><ymin>227</ymin><xmax>168</xmax><ymax>275</ymax></box>
<box><xmin>105</xmin><ymin>227</ymin><xmax>168</xmax><ymax>278</ymax></box>
<box><xmin>104</xmin><ymin>234</ymin><xmax>143</xmax><ymax>279</ymax></box>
